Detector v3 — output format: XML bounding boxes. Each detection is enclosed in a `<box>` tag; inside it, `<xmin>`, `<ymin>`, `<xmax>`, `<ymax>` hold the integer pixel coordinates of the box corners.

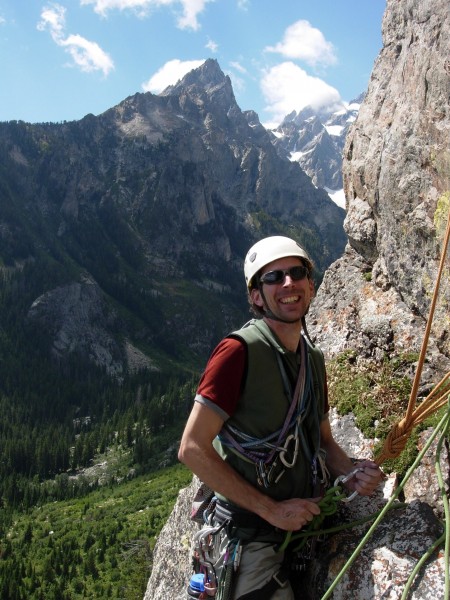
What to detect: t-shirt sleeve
<box><xmin>195</xmin><ymin>336</ymin><xmax>246</xmax><ymax>419</ymax></box>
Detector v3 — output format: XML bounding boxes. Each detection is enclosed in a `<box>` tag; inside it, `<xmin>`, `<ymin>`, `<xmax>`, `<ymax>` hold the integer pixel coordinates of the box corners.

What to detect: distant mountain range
<box><xmin>0</xmin><ymin>59</ymin><xmax>346</xmax><ymax>377</ymax></box>
<box><xmin>270</xmin><ymin>94</ymin><xmax>364</xmax><ymax>208</ymax></box>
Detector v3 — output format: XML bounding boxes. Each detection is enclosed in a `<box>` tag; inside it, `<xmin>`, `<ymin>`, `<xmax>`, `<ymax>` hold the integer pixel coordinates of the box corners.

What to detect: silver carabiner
<box><xmin>334</xmin><ymin>468</ymin><xmax>363</xmax><ymax>503</ymax></box>
<box><xmin>279</xmin><ymin>433</ymin><xmax>299</xmax><ymax>468</ymax></box>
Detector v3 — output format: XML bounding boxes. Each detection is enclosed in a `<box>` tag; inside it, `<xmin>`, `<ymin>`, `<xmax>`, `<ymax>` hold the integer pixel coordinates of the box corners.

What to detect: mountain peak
<box><xmin>158</xmin><ymin>58</ymin><xmax>239</xmax><ymax>126</ymax></box>
<box><xmin>161</xmin><ymin>59</ymin><xmax>229</xmax><ymax>96</ymax></box>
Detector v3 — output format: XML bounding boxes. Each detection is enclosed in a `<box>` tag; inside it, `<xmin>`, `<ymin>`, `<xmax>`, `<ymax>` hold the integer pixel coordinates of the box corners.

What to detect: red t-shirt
<box><xmin>196</xmin><ymin>337</ymin><xmax>246</xmax><ymax>417</ymax></box>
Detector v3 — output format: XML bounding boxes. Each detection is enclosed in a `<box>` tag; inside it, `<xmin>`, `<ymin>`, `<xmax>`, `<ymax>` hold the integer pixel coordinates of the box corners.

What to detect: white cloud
<box><xmin>260</xmin><ymin>61</ymin><xmax>342</xmax><ymax>125</ymax></box>
<box><xmin>177</xmin><ymin>0</ymin><xmax>211</xmax><ymax>30</ymax></box>
<box><xmin>38</xmin><ymin>4</ymin><xmax>66</xmax><ymax>38</ymax></box>
<box><xmin>229</xmin><ymin>61</ymin><xmax>247</xmax><ymax>75</ymax></box>
<box><xmin>61</xmin><ymin>34</ymin><xmax>115</xmax><ymax>75</ymax></box>
<box><xmin>265</xmin><ymin>20</ymin><xmax>337</xmax><ymax>67</ymax></box>
<box><xmin>80</xmin><ymin>0</ymin><xmax>213</xmax><ymax>31</ymax></box>
<box><xmin>80</xmin><ymin>0</ymin><xmax>153</xmax><ymax>19</ymax></box>
<box><xmin>205</xmin><ymin>37</ymin><xmax>218</xmax><ymax>53</ymax></box>
<box><xmin>37</xmin><ymin>4</ymin><xmax>114</xmax><ymax>76</ymax></box>
<box><xmin>142</xmin><ymin>58</ymin><xmax>205</xmax><ymax>93</ymax></box>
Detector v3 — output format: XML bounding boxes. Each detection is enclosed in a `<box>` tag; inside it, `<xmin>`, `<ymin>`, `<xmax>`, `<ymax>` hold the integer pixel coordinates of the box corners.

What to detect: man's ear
<box><xmin>250</xmin><ymin>287</ymin><xmax>264</xmax><ymax>309</ymax></box>
<box><xmin>309</xmin><ymin>278</ymin><xmax>315</xmax><ymax>298</ymax></box>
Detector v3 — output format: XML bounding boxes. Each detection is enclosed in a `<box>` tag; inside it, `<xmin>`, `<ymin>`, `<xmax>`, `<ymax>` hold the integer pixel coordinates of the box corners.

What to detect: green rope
<box><xmin>437</xmin><ymin>411</ymin><xmax>450</xmax><ymax>600</ymax></box>
<box><xmin>401</xmin><ymin>400</ymin><xmax>450</xmax><ymax>600</ymax></box>
<box><xmin>320</xmin><ymin>400</ymin><xmax>450</xmax><ymax>600</ymax></box>
<box><xmin>277</xmin><ymin>485</ymin><xmax>346</xmax><ymax>553</ymax></box>
<box><xmin>289</xmin><ymin>502</ymin><xmax>407</xmax><ymax>552</ymax></box>
<box><xmin>278</xmin><ymin>486</ymin><xmax>408</xmax><ymax>555</ymax></box>
<box><xmin>400</xmin><ymin>533</ymin><xmax>445</xmax><ymax>600</ymax></box>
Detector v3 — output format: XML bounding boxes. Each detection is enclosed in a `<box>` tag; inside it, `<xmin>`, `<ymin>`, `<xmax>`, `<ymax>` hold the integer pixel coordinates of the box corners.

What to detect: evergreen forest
<box><xmin>0</xmin><ymin>254</ymin><xmax>200</xmax><ymax>598</ymax></box>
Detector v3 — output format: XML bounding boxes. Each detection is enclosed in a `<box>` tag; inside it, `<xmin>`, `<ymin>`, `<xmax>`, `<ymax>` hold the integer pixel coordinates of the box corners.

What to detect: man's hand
<box><xmin>345</xmin><ymin>460</ymin><xmax>385</xmax><ymax>496</ymax></box>
<box><xmin>260</xmin><ymin>497</ymin><xmax>322</xmax><ymax>531</ymax></box>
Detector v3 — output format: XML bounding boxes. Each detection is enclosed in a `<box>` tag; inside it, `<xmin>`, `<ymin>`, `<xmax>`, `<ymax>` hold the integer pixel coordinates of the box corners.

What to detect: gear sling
<box><xmin>188</xmin><ymin>319</ymin><xmax>327</xmax><ymax>599</ymax></box>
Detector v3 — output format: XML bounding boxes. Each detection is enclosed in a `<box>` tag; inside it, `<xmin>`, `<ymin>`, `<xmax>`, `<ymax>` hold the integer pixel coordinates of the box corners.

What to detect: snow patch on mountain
<box><xmin>325</xmin><ymin>187</ymin><xmax>346</xmax><ymax>209</ymax></box>
<box><xmin>270</xmin><ymin>95</ymin><xmax>363</xmax><ymax>209</ymax></box>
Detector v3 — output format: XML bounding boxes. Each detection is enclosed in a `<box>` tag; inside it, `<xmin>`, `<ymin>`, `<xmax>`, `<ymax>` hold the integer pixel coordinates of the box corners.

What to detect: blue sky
<box><xmin>0</xmin><ymin>0</ymin><xmax>386</xmax><ymax>126</ymax></box>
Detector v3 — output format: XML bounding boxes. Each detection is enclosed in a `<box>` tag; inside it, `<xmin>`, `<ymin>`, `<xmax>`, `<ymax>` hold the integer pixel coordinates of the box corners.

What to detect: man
<box><xmin>179</xmin><ymin>236</ymin><xmax>384</xmax><ymax>599</ymax></box>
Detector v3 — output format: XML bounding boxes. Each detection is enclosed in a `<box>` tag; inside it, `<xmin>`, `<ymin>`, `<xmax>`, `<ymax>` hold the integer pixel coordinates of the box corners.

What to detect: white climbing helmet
<box><xmin>244</xmin><ymin>236</ymin><xmax>312</xmax><ymax>289</ymax></box>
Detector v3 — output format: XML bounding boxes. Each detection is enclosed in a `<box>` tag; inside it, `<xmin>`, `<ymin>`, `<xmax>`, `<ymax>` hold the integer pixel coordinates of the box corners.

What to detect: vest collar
<box><xmin>250</xmin><ymin>318</ymin><xmax>300</xmax><ymax>356</ymax></box>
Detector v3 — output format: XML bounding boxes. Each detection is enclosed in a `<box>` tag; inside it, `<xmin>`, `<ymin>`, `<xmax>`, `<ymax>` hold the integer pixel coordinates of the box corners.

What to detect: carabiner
<box><xmin>279</xmin><ymin>434</ymin><xmax>299</xmax><ymax>468</ymax></box>
<box><xmin>334</xmin><ymin>467</ymin><xmax>363</xmax><ymax>503</ymax></box>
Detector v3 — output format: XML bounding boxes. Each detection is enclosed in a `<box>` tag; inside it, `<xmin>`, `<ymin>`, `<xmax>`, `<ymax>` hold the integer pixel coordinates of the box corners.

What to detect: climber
<box><xmin>178</xmin><ymin>235</ymin><xmax>384</xmax><ymax>600</ymax></box>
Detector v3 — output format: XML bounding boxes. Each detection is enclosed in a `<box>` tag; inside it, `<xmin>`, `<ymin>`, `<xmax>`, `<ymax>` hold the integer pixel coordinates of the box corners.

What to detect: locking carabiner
<box><xmin>334</xmin><ymin>467</ymin><xmax>364</xmax><ymax>503</ymax></box>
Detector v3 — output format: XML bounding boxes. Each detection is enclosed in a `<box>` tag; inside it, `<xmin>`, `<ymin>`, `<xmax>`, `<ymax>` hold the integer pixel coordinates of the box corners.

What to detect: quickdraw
<box><xmin>189</xmin><ymin>515</ymin><xmax>232</xmax><ymax>594</ymax></box>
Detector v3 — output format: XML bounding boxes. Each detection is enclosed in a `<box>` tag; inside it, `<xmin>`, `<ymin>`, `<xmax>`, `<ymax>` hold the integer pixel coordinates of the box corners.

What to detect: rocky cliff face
<box><xmin>27</xmin><ymin>275</ymin><xmax>124</xmax><ymax>376</ymax></box>
<box><xmin>309</xmin><ymin>0</ymin><xmax>450</xmax><ymax>382</ymax></box>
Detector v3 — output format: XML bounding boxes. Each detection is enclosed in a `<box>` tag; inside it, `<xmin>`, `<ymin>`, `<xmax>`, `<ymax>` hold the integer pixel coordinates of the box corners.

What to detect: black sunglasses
<box><xmin>259</xmin><ymin>265</ymin><xmax>309</xmax><ymax>285</ymax></box>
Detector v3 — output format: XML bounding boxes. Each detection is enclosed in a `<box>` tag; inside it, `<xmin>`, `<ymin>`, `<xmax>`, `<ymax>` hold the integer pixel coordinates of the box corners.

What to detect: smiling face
<box><xmin>250</xmin><ymin>256</ymin><xmax>315</xmax><ymax>324</ymax></box>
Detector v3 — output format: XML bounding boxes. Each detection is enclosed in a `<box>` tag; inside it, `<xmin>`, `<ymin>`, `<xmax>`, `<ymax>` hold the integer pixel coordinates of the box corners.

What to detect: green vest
<box><xmin>214</xmin><ymin>319</ymin><xmax>326</xmax><ymax>502</ymax></box>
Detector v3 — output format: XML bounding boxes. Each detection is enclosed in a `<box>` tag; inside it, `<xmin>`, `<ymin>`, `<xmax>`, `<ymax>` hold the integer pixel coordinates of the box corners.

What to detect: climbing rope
<box><xmin>400</xmin><ymin>403</ymin><xmax>450</xmax><ymax>600</ymax></box>
<box><xmin>319</xmin><ymin>203</ymin><xmax>450</xmax><ymax>597</ymax></box>
<box><xmin>277</xmin><ymin>471</ymin><xmax>369</xmax><ymax>554</ymax></box>
<box><xmin>375</xmin><ymin>371</ymin><xmax>450</xmax><ymax>465</ymax></box>
<box><xmin>277</xmin><ymin>485</ymin><xmax>346</xmax><ymax>554</ymax></box>
<box><xmin>321</xmin><ymin>398</ymin><xmax>450</xmax><ymax>600</ymax></box>
<box><xmin>281</xmin><ymin>204</ymin><xmax>450</xmax><ymax>596</ymax></box>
